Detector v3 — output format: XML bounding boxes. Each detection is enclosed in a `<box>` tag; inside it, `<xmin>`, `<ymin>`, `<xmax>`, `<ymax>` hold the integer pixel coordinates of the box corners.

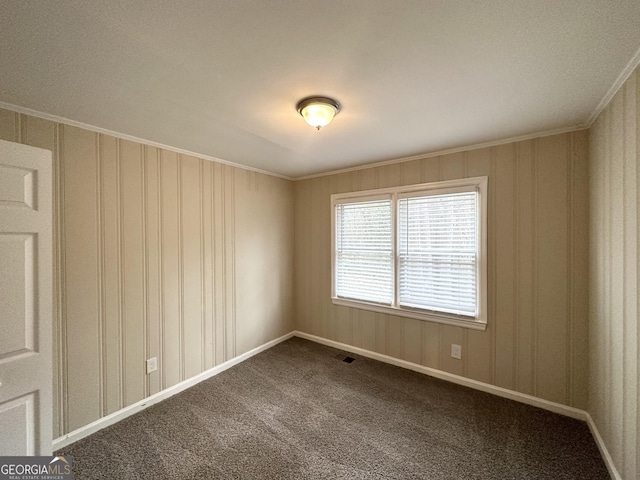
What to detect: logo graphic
<box><xmin>0</xmin><ymin>456</ymin><xmax>72</xmax><ymax>479</ymax></box>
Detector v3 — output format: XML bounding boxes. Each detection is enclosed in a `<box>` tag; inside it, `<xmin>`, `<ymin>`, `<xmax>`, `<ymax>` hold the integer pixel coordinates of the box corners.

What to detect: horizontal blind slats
<box><xmin>398</xmin><ymin>192</ymin><xmax>478</xmax><ymax>316</ymax></box>
<box><xmin>335</xmin><ymin>199</ymin><xmax>393</xmax><ymax>304</ymax></box>
<box><xmin>335</xmin><ymin>188</ymin><xmax>480</xmax><ymax>319</ymax></box>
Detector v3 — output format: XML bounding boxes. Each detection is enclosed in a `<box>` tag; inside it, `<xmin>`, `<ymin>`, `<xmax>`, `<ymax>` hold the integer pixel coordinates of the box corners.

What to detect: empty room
<box><xmin>0</xmin><ymin>1</ymin><xmax>639</xmax><ymax>479</ymax></box>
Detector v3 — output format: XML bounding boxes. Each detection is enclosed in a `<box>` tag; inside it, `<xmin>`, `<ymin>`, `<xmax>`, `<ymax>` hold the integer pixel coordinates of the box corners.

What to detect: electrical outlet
<box><xmin>451</xmin><ymin>344</ymin><xmax>462</xmax><ymax>360</ymax></box>
<box><xmin>146</xmin><ymin>357</ymin><xmax>157</xmax><ymax>374</ymax></box>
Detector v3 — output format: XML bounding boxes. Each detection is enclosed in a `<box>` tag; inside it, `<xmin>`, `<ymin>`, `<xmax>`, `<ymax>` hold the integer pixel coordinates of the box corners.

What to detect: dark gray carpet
<box><xmin>57</xmin><ymin>337</ymin><xmax>609</xmax><ymax>479</ymax></box>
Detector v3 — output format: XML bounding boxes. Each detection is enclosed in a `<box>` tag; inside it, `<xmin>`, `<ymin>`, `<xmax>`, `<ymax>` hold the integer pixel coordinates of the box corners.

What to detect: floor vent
<box><xmin>335</xmin><ymin>354</ymin><xmax>356</xmax><ymax>363</ymax></box>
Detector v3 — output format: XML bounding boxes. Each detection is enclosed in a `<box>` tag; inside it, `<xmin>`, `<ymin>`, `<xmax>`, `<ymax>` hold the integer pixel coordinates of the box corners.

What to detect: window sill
<box><xmin>331</xmin><ymin>297</ymin><xmax>487</xmax><ymax>331</ymax></box>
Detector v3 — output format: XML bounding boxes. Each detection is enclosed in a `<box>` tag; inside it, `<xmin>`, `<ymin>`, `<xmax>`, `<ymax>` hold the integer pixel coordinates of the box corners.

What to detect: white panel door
<box><xmin>0</xmin><ymin>139</ymin><xmax>52</xmax><ymax>455</ymax></box>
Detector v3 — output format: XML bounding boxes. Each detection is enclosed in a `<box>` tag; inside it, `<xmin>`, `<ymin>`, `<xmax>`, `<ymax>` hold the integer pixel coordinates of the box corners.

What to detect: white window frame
<box><xmin>331</xmin><ymin>176</ymin><xmax>488</xmax><ymax>331</ymax></box>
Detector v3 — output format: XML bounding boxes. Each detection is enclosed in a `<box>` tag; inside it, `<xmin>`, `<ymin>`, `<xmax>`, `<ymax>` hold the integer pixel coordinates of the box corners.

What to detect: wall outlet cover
<box><xmin>146</xmin><ymin>357</ymin><xmax>158</xmax><ymax>374</ymax></box>
<box><xmin>451</xmin><ymin>344</ymin><xmax>462</xmax><ymax>360</ymax></box>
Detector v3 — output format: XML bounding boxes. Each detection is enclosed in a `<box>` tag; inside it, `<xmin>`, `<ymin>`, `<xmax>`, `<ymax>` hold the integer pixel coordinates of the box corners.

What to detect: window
<box><xmin>332</xmin><ymin>177</ymin><xmax>487</xmax><ymax>330</ymax></box>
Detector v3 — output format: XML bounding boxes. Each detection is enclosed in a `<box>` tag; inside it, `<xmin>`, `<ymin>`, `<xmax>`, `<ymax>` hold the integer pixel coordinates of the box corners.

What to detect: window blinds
<box><xmin>335</xmin><ymin>198</ymin><xmax>393</xmax><ymax>305</ymax></box>
<box><xmin>398</xmin><ymin>191</ymin><xmax>478</xmax><ymax>317</ymax></box>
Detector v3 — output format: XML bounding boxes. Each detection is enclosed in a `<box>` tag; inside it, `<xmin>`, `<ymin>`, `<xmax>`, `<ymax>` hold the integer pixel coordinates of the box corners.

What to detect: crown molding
<box><xmin>0</xmin><ymin>101</ymin><xmax>587</xmax><ymax>183</ymax></box>
<box><xmin>8</xmin><ymin>39</ymin><xmax>640</xmax><ymax>185</ymax></box>
<box><xmin>585</xmin><ymin>43</ymin><xmax>640</xmax><ymax>128</ymax></box>
<box><xmin>3</xmin><ymin>44</ymin><xmax>639</xmax><ymax>182</ymax></box>
<box><xmin>294</xmin><ymin>125</ymin><xmax>586</xmax><ymax>181</ymax></box>
<box><xmin>0</xmin><ymin>101</ymin><xmax>293</xmax><ymax>181</ymax></box>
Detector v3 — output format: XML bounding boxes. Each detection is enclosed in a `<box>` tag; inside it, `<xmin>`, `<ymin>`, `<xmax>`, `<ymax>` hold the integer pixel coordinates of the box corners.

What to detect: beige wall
<box><xmin>589</xmin><ymin>67</ymin><xmax>639</xmax><ymax>480</ymax></box>
<box><xmin>295</xmin><ymin>131</ymin><xmax>590</xmax><ymax>409</ymax></box>
<box><xmin>0</xmin><ymin>108</ymin><xmax>295</xmax><ymax>438</ymax></box>
<box><xmin>8</xmin><ymin>93</ymin><xmax>636</xmax><ymax>470</ymax></box>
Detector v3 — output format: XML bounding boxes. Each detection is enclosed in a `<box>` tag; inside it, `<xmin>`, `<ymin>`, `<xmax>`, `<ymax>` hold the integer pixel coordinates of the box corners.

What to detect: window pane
<box><xmin>398</xmin><ymin>192</ymin><xmax>478</xmax><ymax>316</ymax></box>
<box><xmin>335</xmin><ymin>199</ymin><xmax>393</xmax><ymax>304</ymax></box>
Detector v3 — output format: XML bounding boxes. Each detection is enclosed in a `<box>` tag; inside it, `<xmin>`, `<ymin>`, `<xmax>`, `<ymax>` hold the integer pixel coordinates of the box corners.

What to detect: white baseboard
<box><xmin>586</xmin><ymin>413</ymin><xmax>622</xmax><ymax>480</ymax></box>
<box><xmin>53</xmin><ymin>331</ymin><xmax>295</xmax><ymax>451</ymax></box>
<box><xmin>54</xmin><ymin>328</ymin><xmax>620</xmax><ymax>480</ymax></box>
<box><xmin>293</xmin><ymin>331</ymin><xmax>587</xmax><ymax>421</ymax></box>
<box><xmin>294</xmin><ymin>331</ymin><xmax>624</xmax><ymax>479</ymax></box>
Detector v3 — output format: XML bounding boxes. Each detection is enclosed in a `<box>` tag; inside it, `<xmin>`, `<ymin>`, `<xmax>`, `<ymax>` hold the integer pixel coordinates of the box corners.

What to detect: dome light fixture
<box><xmin>296</xmin><ymin>96</ymin><xmax>341</xmax><ymax>130</ymax></box>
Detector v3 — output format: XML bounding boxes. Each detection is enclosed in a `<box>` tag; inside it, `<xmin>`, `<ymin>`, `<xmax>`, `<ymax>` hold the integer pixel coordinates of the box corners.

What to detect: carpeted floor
<box><xmin>57</xmin><ymin>337</ymin><xmax>609</xmax><ymax>479</ymax></box>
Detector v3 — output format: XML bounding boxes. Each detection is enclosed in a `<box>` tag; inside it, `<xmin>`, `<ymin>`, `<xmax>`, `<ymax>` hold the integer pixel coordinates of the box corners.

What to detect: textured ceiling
<box><xmin>1</xmin><ymin>1</ymin><xmax>640</xmax><ymax>177</ymax></box>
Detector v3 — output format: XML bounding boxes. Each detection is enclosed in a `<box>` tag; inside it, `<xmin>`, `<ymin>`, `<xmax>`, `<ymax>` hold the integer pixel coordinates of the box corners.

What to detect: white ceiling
<box><xmin>1</xmin><ymin>1</ymin><xmax>640</xmax><ymax>178</ymax></box>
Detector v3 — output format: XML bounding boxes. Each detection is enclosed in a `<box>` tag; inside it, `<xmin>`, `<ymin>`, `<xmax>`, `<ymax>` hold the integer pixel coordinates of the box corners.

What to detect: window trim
<box><xmin>331</xmin><ymin>176</ymin><xmax>488</xmax><ymax>331</ymax></box>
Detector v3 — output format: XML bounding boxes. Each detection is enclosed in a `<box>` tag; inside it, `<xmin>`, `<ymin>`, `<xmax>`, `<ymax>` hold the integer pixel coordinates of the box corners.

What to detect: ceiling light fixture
<box><xmin>296</xmin><ymin>96</ymin><xmax>341</xmax><ymax>130</ymax></box>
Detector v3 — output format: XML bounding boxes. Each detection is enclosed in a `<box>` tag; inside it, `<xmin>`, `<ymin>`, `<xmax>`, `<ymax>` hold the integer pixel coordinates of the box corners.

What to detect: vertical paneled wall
<box><xmin>589</xmin><ymin>67</ymin><xmax>639</xmax><ymax>480</ymax></box>
<box><xmin>295</xmin><ymin>131</ymin><xmax>589</xmax><ymax>409</ymax></box>
<box><xmin>0</xmin><ymin>108</ymin><xmax>295</xmax><ymax>438</ymax></box>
